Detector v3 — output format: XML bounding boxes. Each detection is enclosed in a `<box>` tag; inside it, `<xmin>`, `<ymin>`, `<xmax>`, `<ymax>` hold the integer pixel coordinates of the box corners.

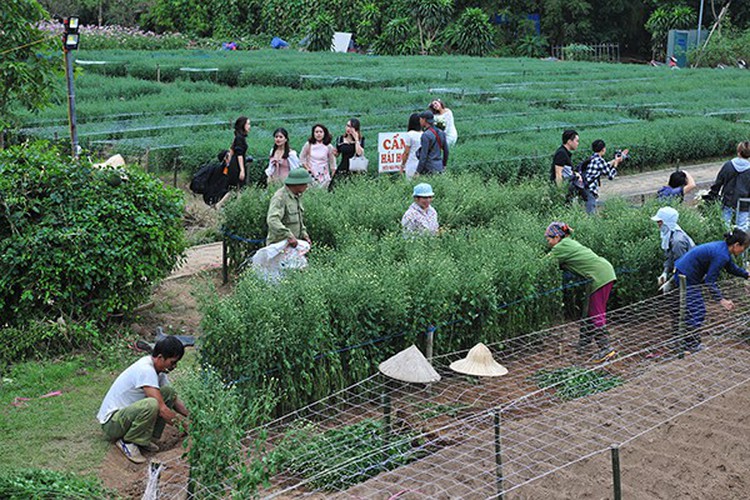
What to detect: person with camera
<box><xmin>580</xmin><ymin>139</ymin><xmax>628</xmax><ymax>214</ymax></box>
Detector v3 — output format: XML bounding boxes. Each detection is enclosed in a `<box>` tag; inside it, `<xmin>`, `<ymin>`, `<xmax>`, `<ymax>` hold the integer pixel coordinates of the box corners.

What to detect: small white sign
<box><xmin>378</xmin><ymin>132</ymin><xmax>407</xmax><ymax>174</ymax></box>
<box><xmin>332</xmin><ymin>32</ymin><xmax>352</xmax><ymax>53</ymax></box>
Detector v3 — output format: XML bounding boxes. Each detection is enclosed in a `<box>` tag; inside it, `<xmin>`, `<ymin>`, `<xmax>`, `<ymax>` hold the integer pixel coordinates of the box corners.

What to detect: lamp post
<box><xmin>697</xmin><ymin>0</ymin><xmax>705</xmax><ymax>46</ymax></box>
<box><xmin>62</xmin><ymin>17</ymin><xmax>80</xmax><ymax>158</ymax></box>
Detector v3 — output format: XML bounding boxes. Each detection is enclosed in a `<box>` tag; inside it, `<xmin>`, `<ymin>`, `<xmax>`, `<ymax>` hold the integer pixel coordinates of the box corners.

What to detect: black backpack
<box><xmin>190</xmin><ymin>162</ymin><xmax>221</xmax><ymax>195</ymax></box>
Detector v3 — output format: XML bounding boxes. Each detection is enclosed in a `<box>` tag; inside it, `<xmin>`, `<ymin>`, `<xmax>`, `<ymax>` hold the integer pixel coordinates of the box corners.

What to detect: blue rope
<box><xmin>222</xmin><ymin>230</ymin><xmax>266</xmax><ymax>245</ymax></box>
<box><xmin>225</xmin><ymin>266</ymin><xmax>640</xmax><ymax>387</ymax></box>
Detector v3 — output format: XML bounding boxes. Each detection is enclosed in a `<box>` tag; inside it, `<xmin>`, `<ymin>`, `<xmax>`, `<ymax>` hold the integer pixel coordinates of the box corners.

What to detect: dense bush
<box><xmin>203</xmin><ymin>175</ymin><xmax>726</xmax><ymax>413</ymax></box>
<box><xmin>0</xmin><ymin>142</ymin><xmax>186</xmax><ymax>328</ymax></box>
<box><xmin>689</xmin><ymin>29</ymin><xmax>750</xmax><ymax>67</ymax></box>
<box><xmin>444</xmin><ymin>7</ymin><xmax>494</xmax><ymax>56</ymax></box>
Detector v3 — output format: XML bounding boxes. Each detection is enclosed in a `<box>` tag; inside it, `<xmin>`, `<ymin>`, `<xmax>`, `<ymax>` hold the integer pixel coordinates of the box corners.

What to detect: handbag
<box><xmin>349</xmin><ymin>155</ymin><xmax>368</xmax><ymax>173</ymax></box>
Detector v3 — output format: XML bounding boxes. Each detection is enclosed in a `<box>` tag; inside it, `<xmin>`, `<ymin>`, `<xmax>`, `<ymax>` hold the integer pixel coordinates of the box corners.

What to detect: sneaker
<box><xmin>141</xmin><ymin>441</ymin><xmax>160</xmax><ymax>452</ymax></box>
<box><xmin>116</xmin><ymin>439</ymin><xmax>146</xmax><ymax>464</ymax></box>
<box><xmin>592</xmin><ymin>349</ymin><xmax>616</xmax><ymax>364</ymax></box>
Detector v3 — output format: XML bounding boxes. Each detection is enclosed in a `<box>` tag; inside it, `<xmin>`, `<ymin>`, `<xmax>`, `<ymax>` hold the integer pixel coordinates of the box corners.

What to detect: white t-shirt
<box><xmin>404</xmin><ymin>130</ymin><xmax>422</xmax><ymax>179</ymax></box>
<box><xmin>96</xmin><ymin>356</ymin><xmax>169</xmax><ymax>424</ymax></box>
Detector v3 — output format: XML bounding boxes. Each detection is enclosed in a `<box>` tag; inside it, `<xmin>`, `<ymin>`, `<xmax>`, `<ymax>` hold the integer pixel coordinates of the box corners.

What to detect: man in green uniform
<box><xmin>266</xmin><ymin>168</ymin><xmax>312</xmax><ymax>246</ymax></box>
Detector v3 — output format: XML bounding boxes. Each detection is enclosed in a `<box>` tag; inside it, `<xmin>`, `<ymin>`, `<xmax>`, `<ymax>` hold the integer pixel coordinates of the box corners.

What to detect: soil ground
<box><xmin>101</xmin><ymin>160</ymin><xmax>740</xmax><ymax>498</ymax></box>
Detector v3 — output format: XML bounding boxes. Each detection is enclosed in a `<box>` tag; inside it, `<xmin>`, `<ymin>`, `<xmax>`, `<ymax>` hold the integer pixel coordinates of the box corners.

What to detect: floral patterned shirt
<box><xmin>401</xmin><ymin>202</ymin><xmax>439</xmax><ymax>236</ymax></box>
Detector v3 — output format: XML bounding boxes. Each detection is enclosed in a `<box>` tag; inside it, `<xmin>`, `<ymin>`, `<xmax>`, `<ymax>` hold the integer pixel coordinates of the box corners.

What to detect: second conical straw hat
<box><xmin>378</xmin><ymin>345</ymin><xmax>441</xmax><ymax>383</ymax></box>
<box><xmin>449</xmin><ymin>343</ymin><xmax>508</xmax><ymax>377</ymax></box>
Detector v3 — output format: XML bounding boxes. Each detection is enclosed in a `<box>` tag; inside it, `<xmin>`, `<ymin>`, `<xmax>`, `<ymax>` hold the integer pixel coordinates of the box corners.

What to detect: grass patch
<box><xmin>0</xmin><ymin>356</ymin><xmax>124</xmax><ymax>474</ymax></box>
<box><xmin>0</xmin><ymin>467</ymin><xmax>117</xmax><ymax>499</ymax></box>
<box><xmin>532</xmin><ymin>366</ymin><xmax>624</xmax><ymax>401</ymax></box>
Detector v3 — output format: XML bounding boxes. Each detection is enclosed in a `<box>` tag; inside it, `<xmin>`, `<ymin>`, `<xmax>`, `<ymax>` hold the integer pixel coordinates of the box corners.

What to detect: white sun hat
<box><xmin>378</xmin><ymin>345</ymin><xmax>441</xmax><ymax>383</ymax></box>
<box><xmin>449</xmin><ymin>343</ymin><xmax>508</xmax><ymax>377</ymax></box>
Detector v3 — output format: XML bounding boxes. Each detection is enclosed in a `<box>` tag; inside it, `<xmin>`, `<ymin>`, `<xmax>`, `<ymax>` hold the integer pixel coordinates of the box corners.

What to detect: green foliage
<box><xmin>0</xmin><ymin>0</ymin><xmax>61</xmax><ymax>133</ymax></box>
<box><xmin>645</xmin><ymin>5</ymin><xmax>695</xmax><ymax>60</ymax></box>
<box><xmin>0</xmin><ymin>142</ymin><xmax>186</xmax><ymax>330</ymax></box>
<box><xmin>307</xmin><ymin>12</ymin><xmax>336</xmax><ymax>52</ymax></box>
<box><xmin>0</xmin><ymin>468</ymin><xmax>116</xmax><ymax>499</ymax></box>
<box><xmin>204</xmin><ymin>175</ymin><xmax>727</xmax><ymax>414</ymax></box>
<box><xmin>0</xmin><ymin>321</ymin><xmax>100</xmax><ymax>369</ymax></box>
<box><xmin>690</xmin><ymin>28</ymin><xmax>750</xmax><ymax>67</ymax></box>
<box><xmin>516</xmin><ymin>34</ymin><xmax>549</xmax><ymax>58</ymax></box>
<box><xmin>176</xmin><ymin>367</ymin><xmax>278</xmax><ymax>497</ymax></box>
<box><xmin>444</xmin><ymin>7</ymin><xmax>494</xmax><ymax>56</ymax></box>
<box><xmin>413</xmin><ymin>0</ymin><xmax>454</xmax><ymax>54</ymax></box>
<box><xmin>272</xmin><ymin>418</ymin><xmax>424</xmax><ymax>490</ymax></box>
<box><xmin>373</xmin><ymin>17</ymin><xmax>419</xmax><ymax>55</ymax></box>
<box><xmin>533</xmin><ymin>366</ymin><xmax>624</xmax><ymax>400</ymax></box>
<box><xmin>260</xmin><ymin>0</ymin><xmax>310</xmax><ymax>39</ymax></box>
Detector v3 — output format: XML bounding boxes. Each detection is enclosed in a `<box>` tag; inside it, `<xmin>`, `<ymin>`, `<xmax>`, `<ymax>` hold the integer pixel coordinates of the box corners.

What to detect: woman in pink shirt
<box><xmin>300</xmin><ymin>124</ymin><xmax>336</xmax><ymax>188</ymax></box>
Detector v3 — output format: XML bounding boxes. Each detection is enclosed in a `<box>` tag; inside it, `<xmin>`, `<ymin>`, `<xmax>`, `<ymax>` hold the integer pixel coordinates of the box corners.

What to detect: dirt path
<box><xmin>599</xmin><ymin>160</ymin><xmax>720</xmax><ymax>202</ymax></box>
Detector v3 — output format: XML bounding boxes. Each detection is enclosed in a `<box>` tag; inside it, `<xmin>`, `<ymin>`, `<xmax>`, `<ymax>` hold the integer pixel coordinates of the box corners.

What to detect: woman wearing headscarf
<box><xmin>650</xmin><ymin>207</ymin><xmax>695</xmax><ymax>293</ymax></box>
<box><xmin>545</xmin><ymin>222</ymin><xmax>617</xmax><ymax>363</ymax></box>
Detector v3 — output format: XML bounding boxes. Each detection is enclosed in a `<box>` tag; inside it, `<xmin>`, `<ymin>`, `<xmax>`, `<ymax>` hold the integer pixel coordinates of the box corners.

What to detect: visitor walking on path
<box><xmin>416</xmin><ymin>111</ymin><xmax>448</xmax><ymax>175</ymax></box>
<box><xmin>651</xmin><ymin>206</ymin><xmax>695</xmax><ymax>294</ymax></box>
<box><xmin>265</xmin><ymin>127</ymin><xmax>300</xmax><ymax>184</ymax></box>
<box><xmin>672</xmin><ymin>229</ymin><xmax>750</xmax><ymax>353</ymax></box>
<box><xmin>299</xmin><ymin>124</ymin><xmax>336</xmax><ymax>188</ymax></box>
<box><xmin>266</xmin><ymin>168</ymin><xmax>312</xmax><ymax>246</ymax></box>
<box><xmin>705</xmin><ymin>141</ymin><xmax>750</xmax><ymax>229</ymax></box>
<box><xmin>550</xmin><ymin>129</ymin><xmax>580</xmax><ymax>186</ymax></box>
<box><xmin>580</xmin><ymin>139</ymin><xmax>627</xmax><ymax>214</ymax></box>
<box><xmin>97</xmin><ymin>336</ymin><xmax>189</xmax><ymax>464</ymax></box>
<box><xmin>545</xmin><ymin>222</ymin><xmax>617</xmax><ymax>363</ymax></box>
<box><xmin>401</xmin><ymin>183</ymin><xmax>439</xmax><ymax>236</ymax></box>
<box><xmin>330</xmin><ymin>118</ymin><xmax>365</xmax><ymax>190</ymax></box>
<box><xmin>216</xmin><ymin>116</ymin><xmax>250</xmax><ymax>209</ymax></box>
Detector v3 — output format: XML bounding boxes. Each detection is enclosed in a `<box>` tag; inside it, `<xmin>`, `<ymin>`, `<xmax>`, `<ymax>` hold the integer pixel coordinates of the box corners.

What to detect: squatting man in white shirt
<box><xmin>96</xmin><ymin>336</ymin><xmax>190</xmax><ymax>463</ymax></box>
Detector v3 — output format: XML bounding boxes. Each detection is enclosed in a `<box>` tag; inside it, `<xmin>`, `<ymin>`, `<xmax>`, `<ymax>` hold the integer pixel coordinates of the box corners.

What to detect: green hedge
<box><xmin>0</xmin><ymin>142</ymin><xmax>186</xmax><ymax>328</ymax></box>
<box><xmin>203</xmin><ymin>175</ymin><xmax>725</xmax><ymax>413</ymax></box>
<box><xmin>0</xmin><ymin>468</ymin><xmax>116</xmax><ymax>499</ymax></box>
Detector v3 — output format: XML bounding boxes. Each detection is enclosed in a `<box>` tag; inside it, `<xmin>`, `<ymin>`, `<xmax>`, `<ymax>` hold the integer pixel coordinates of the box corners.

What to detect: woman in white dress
<box><xmin>400</xmin><ymin>113</ymin><xmax>422</xmax><ymax>179</ymax></box>
<box><xmin>300</xmin><ymin>124</ymin><xmax>336</xmax><ymax>188</ymax></box>
<box><xmin>429</xmin><ymin>98</ymin><xmax>457</xmax><ymax>146</ymax></box>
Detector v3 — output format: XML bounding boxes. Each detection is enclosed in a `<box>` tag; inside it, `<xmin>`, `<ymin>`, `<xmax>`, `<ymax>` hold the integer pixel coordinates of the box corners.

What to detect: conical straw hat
<box><xmin>449</xmin><ymin>343</ymin><xmax>508</xmax><ymax>377</ymax></box>
<box><xmin>379</xmin><ymin>345</ymin><xmax>441</xmax><ymax>383</ymax></box>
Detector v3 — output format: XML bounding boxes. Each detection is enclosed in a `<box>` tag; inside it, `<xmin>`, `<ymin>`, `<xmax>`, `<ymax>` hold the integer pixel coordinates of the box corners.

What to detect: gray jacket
<box><xmin>416</xmin><ymin>126</ymin><xmax>449</xmax><ymax>175</ymax></box>
<box><xmin>664</xmin><ymin>229</ymin><xmax>695</xmax><ymax>274</ymax></box>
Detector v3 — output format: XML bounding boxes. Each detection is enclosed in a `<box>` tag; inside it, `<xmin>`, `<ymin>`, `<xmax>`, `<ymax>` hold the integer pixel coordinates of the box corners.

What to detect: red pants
<box><xmin>588</xmin><ymin>281</ymin><xmax>614</xmax><ymax>328</ymax></box>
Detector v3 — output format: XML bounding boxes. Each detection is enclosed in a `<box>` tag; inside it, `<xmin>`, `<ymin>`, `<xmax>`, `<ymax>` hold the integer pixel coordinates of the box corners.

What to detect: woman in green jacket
<box><xmin>546</xmin><ymin>222</ymin><xmax>617</xmax><ymax>363</ymax></box>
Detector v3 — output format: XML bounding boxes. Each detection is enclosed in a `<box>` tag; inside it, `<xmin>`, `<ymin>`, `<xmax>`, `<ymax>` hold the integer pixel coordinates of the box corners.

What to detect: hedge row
<box><xmin>203</xmin><ymin>175</ymin><xmax>726</xmax><ymax>413</ymax></box>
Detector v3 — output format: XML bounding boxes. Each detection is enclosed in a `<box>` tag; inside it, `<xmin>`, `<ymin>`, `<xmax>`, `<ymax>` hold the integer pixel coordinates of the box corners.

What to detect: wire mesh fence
<box><xmin>151</xmin><ymin>278</ymin><xmax>750</xmax><ymax>498</ymax></box>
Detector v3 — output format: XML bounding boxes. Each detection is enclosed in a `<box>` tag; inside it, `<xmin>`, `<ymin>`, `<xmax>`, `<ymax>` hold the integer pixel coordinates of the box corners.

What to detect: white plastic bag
<box><xmin>251</xmin><ymin>239</ymin><xmax>310</xmax><ymax>282</ymax></box>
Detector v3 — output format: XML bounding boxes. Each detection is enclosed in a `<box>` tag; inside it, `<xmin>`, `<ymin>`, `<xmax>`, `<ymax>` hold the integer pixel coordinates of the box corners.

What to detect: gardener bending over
<box><xmin>545</xmin><ymin>222</ymin><xmax>617</xmax><ymax>363</ymax></box>
<box><xmin>97</xmin><ymin>336</ymin><xmax>189</xmax><ymax>464</ymax></box>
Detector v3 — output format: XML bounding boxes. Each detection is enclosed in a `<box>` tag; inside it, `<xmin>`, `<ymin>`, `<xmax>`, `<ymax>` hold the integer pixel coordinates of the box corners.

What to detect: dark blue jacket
<box><xmin>417</xmin><ymin>126</ymin><xmax>448</xmax><ymax>175</ymax></box>
<box><xmin>675</xmin><ymin>240</ymin><xmax>748</xmax><ymax>299</ymax></box>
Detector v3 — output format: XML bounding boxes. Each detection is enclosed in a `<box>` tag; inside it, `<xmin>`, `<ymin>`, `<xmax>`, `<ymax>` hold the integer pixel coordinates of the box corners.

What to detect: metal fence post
<box><xmin>611</xmin><ymin>445</ymin><xmax>622</xmax><ymax>500</ymax></box>
<box><xmin>494</xmin><ymin>409</ymin><xmax>504</xmax><ymax>499</ymax></box>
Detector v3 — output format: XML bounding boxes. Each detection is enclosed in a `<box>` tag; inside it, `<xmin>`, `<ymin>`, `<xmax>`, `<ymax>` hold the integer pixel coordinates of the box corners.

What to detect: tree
<box><xmin>0</xmin><ymin>0</ymin><xmax>60</xmax><ymax>147</ymax></box>
<box><xmin>412</xmin><ymin>0</ymin><xmax>454</xmax><ymax>54</ymax></box>
<box><xmin>645</xmin><ymin>5</ymin><xmax>696</xmax><ymax>60</ymax></box>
